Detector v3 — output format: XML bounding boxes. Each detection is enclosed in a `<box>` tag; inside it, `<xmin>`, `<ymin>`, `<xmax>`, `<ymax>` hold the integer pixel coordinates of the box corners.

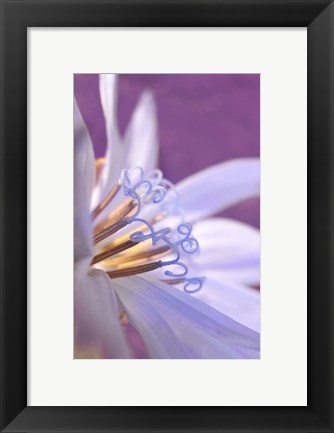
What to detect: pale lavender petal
<box><xmin>99</xmin><ymin>74</ymin><xmax>118</xmax><ymax>147</ymax></box>
<box><xmin>74</xmin><ymin>259</ymin><xmax>132</xmax><ymax>359</ymax></box>
<box><xmin>193</xmin><ymin>275</ymin><xmax>260</xmax><ymax>332</ymax></box>
<box><xmin>123</xmin><ymin>91</ymin><xmax>158</xmax><ymax>173</ymax></box>
<box><xmin>113</xmin><ymin>278</ymin><xmax>189</xmax><ymax>359</ymax></box>
<box><xmin>92</xmin><ymin>74</ymin><xmax>123</xmax><ymax>208</ymax></box>
<box><xmin>115</xmin><ymin>276</ymin><xmax>260</xmax><ymax>359</ymax></box>
<box><xmin>192</xmin><ymin>217</ymin><xmax>260</xmax><ymax>286</ymax></box>
<box><xmin>176</xmin><ymin>158</ymin><xmax>260</xmax><ymax>222</ymax></box>
<box><xmin>74</xmin><ymin>98</ymin><xmax>95</xmax><ymax>261</ymax></box>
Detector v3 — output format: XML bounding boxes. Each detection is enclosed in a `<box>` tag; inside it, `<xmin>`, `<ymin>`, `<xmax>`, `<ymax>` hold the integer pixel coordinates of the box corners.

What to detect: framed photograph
<box><xmin>73</xmin><ymin>72</ymin><xmax>261</xmax><ymax>362</ymax></box>
<box><xmin>0</xmin><ymin>1</ymin><xmax>333</xmax><ymax>432</ymax></box>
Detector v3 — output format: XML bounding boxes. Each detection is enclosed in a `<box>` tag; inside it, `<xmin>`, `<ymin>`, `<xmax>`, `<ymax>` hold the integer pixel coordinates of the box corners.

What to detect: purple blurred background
<box><xmin>75</xmin><ymin>74</ymin><xmax>260</xmax><ymax>228</ymax></box>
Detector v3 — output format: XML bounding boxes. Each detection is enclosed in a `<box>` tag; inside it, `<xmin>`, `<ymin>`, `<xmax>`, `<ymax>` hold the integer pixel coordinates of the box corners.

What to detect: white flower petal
<box><xmin>99</xmin><ymin>74</ymin><xmax>118</xmax><ymax>146</ymax></box>
<box><xmin>123</xmin><ymin>91</ymin><xmax>158</xmax><ymax>173</ymax></box>
<box><xmin>113</xmin><ymin>278</ymin><xmax>189</xmax><ymax>359</ymax></box>
<box><xmin>74</xmin><ymin>98</ymin><xmax>95</xmax><ymax>200</ymax></box>
<box><xmin>92</xmin><ymin>74</ymin><xmax>123</xmax><ymax>208</ymax></box>
<box><xmin>74</xmin><ymin>259</ymin><xmax>132</xmax><ymax>359</ymax></box>
<box><xmin>203</xmin><ymin>267</ymin><xmax>260</xmax><ymax>287</ymax></box>
<box><xmin>115</xmin><ymin>276</ymin><xmax>260</xmax><ymax>359</ymax></box>
<box><xmin>192</xmin><ymin>217</ymin><xmax>260</xmax><ymax>286</ymax></box>
<box><xmin>74</xmin><ymin>99</ymin><xmax>95</xmax><ymax>261</ymax></box>
<box><xmin>176</xmin><ymin>158</ymin><xmax>260</xmax><ymax>222</ymax></box>
<box><xmin>193</xmin><ymin>275</ymin><xmax>260</xmax><ymax>333</ymax></box>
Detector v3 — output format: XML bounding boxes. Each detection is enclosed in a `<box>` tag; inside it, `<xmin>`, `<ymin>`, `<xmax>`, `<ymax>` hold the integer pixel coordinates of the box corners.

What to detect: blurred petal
<box><xmin>99</xmin><ymin>74</ymin><xmax>118</xmax><ymax>147</ymax></box>
<box><xmin>74</xmin><ymin>98</ymin><xmax>95</xmax><ymax>200</ymax></box>
<box><xmin>114</xmin><ymin>276</ymin><xmax>260</xmax><ymax>359</ymax></box>
<box><xmin>74</xmin><ymin>98</ymin><xmax>95</xmax><ymax>261</ymax></box>
<box><xmin>193</xmin><ymin>276</ymin><xmax>260</xmax><ymax>332</ymax></box>
<box><xmin>114</xmin><ymin>278</ymin><xmax>189</xmax><ymax>359</ymax></box>
<box><xmin>176</xmin><ymin>158</ymin><xmax>260</xmax><ymax>222</ymax></box>
<box><xmin>124</xmin><ymin>91</ymin><xmax>158</xmax><ymax>173</ymax></box>
<box><xmin>192</xmin><ymin>217</ymin><xmax>260</xmax><ymax>286</ymax></box>
<box><xmin>74</xmin><ymin>259</ymin><xmax>132</xmax><ymax>359</ymax></box>
<box><xmin>92</xmin><ymin>74</ymin><xmax>123</xmax><ymax>207</ymax></box>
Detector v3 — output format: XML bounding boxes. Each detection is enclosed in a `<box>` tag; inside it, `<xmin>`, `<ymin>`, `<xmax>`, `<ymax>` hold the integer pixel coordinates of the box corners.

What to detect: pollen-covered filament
<box><xmin>90</xmin><ymin>167</ymin><xmax>205</xmax><ymax>293</ymax></box>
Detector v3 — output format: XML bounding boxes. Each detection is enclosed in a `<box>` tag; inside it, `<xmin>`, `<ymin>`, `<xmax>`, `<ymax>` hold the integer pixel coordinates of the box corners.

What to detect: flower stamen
<box><xmin>107</xmin><ymin>261</ymin><xmax>162</xmax><ymax>279</ymax></box>
<box><xmin>90</xmin><ymin>182</ymin><xmax>121</xmax><ymax>221</ymax></box>
<box><xmin>103</xmin><ymin>244</ymin><xmax>171</xmax><ymax>268</ymax></box>
<box><xmin>91</xmin><ymin>239</ymin><xmax>138</xmax><ymax>265</ymax></box>
<box><xmin>93</xmin><ymin>219</ymin><xmax>129</xmax><ymax>245</ymax></box>
<box><xmin>94</xmin><ymin>198</ymin><xmax>136</xmax><ymax>235</ymax></box>
<box><xmin>90</xmin><ymin>167</ymin><xmax>205</xmax><ymax>293</ymax></box>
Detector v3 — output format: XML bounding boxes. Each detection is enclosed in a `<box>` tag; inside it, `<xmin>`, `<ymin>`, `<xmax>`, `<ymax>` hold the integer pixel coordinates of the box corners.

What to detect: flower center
<box><xmin>90</xmin><ymin>166</ymin><xmax>204</xmax><ymax>294</ymax></box>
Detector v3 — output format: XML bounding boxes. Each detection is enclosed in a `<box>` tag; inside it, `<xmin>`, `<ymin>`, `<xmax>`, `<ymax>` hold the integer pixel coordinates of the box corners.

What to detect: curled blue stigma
<box><xmin>174</xmin><ymin>223</ymin><xmax>199</xmax><ymax>254</ymax></box>
<box><xmin>129</xmin><ymin>218</ymin><xmax>200</xmax><ymax>282</ymax></box>
<box><xmin>183</xmin><ymin>277</ymin><xmax>206</xmax><ymax>294</ymax></box>
<box><xmin>129</xmin><ymin>218</ymin><xmax>171</xmax><ymax>246</ymax></box>
<box><xmin>121</xmin><ymin>168</ymin><xmax>167</xmax><ymax>221</ymax></box>
<box><xmin>120</xmin><ymin>167</ymin><xmax>204</xmax><ymax>293</ymax></box>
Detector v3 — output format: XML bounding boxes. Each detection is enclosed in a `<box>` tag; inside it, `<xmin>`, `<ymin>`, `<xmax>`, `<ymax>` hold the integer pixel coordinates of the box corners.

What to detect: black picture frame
<box><xmin>1</xmin><ymin>0</ymin><xmax>333</xmax><ymax>432</ymax></box>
